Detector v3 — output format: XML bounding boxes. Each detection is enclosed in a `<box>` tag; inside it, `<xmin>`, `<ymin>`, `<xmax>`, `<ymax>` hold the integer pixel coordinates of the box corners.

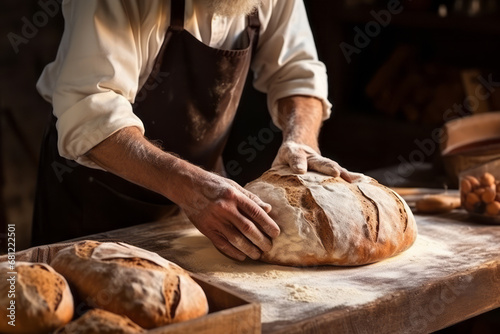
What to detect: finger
<box><xmin>221</xmin><ymin>223</ymin><xmax>263</xmax><ymax>260</ymax></box>
<box><xmin>307</xmin><ymin>156</ymin><xmax>341</xmax><ymax>177</ymax></box>
<box><xmin>229</xmin><ymin>211</ymin><xmax>273</xmax><ymax>253</ymax></box>
<box><xmin>345</xmin><ymin>171</ymin><xmax>369</xmax><ymax>183</ymax></box>
<box><xmin>239</xmin><ymin>187</ymin><xmax>272</xmax><ymax>213</ymax></box>
<box><xmin>340</xmin><ymin>169</ymin><xmax>353</xmax><ymax>183</ymax></box>
<box><xmin>236</xmin><ymin>195</ymin><xmax>280</xmax><ymax>239</ymax></box>
<box><xmin>289</xmin><ymin>151</ymin><xmax>308</xmax><ymax>174</ymax></box>
<box><xmin>209</xmin><ymin>232</ymin><xmax>247</xmax><ymax>261</ymax></box>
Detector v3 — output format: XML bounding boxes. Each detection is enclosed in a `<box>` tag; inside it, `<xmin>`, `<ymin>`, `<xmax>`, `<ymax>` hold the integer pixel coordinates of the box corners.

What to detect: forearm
<box><xmin>85</xmin><ymin>126</ymin><xmax>279</xmax><ymax>261</ymax></box>
<box><xmin>84</xmin><ymin>126</ymin><xmax>194</xmax><ymax>203</ymax></box>
<box><xmin>273</xmin><ymin>95</ymin><xmax>354</xmax><ymax>180</ymax></box>
<box><xmin>276</xmin><ymin>95</ymin><xmax>324</xmax><ymax>151</ymax></box>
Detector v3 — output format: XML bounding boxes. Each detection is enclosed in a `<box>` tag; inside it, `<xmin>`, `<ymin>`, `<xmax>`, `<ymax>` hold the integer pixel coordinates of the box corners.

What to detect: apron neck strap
<box><xmin>247</xmin><ymin>8</ymin><xmax>260</xmax><ymax>30</ymax></box>
<box><xmin>170</xmin><ymin>0</ymin><xmax>185</xmax><ymax>31</ymax></box>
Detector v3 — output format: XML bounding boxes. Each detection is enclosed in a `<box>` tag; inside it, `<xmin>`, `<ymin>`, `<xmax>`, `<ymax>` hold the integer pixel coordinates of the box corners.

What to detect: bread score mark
<box><xmin>389</xmin><ymin>191</ymin><xmax>409</xmax><ymax>233</ymax></box>
<box><xmin>260</xmin><ymin>173</ymin><xmax>335</xmax><ymax>253</ymax></box>
<box><xmin>98</xmin><ymin>257</ymin><xmax>184</xmax><ymax>322</ymax></box>
<box><xmin>356</xmin><ymin>185</ymin><xmax>381</xmax><ymax>243</ymax></box>
<box><xmin>320</xmin><ymin>177</ymin><xmax>381</xmax><ymax>243</ymax></box>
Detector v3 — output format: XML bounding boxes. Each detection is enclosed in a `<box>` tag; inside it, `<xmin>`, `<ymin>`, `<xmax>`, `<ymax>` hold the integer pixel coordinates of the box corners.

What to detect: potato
<box><xmin>486</xmin><ymin>202</ymin><xmax>500</xmax><ymax>216</ymax></box>
<box><xmin>465</xmin><ymin>175</ymin><xmax>480</xmax><ymax>189</ymax></box>
<box><xmin>481</xmin><ymin>187</ymin><xmax>496</xmax><ymax>204</ymax></box>
<box><xmin>480</xmin><ymin>172</ymin><xmax>495</xmax><ymax>187</ymax></box>
<box><xmin>466</xmin><ymin>192</ymin><xmax>480</xmax><ymax>206</ymax></box>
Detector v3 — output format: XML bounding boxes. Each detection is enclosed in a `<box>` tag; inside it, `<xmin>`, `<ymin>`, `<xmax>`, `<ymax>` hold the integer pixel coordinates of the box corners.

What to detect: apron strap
<box><xmin>248</xmin><ymin>9</ymin><xmax>260</xmax><ymax>58</ymax></box>
<box><xmin>170</xmin><ymin>0</ymin><xmax>185</xmax><ymax>31</ymax></box>
<box><xmin>248</xmin><ymin>8</ymin><xmax>260</xmax><ymax>30</ymax></box>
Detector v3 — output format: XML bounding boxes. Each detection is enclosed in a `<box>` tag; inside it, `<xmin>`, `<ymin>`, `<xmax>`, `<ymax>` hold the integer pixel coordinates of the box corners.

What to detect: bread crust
<box><xmin>54</xmin><ymin>309</ymin><xmax>145</xmax><ymax>334</ymax></box>
<box><xmin>50</xmin><ymin>241</ymin><xmax>208</xmax><ymax>329</ymax></box>
<box><xmin>244</xmin><ymin>167</ymin><xmax>417</xmax><ymax>266</ymax></box>
<box><xmin>0</xmin><ymin>262</ymin><xmax>74</xmax><ymax>333</ymax></box>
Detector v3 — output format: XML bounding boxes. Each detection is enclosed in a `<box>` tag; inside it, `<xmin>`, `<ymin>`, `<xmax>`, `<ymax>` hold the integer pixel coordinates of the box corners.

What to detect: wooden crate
<box><xmin>0</xmin><ymin>242</ymin><xmax>261</xmax><ymax>334</ymax></box>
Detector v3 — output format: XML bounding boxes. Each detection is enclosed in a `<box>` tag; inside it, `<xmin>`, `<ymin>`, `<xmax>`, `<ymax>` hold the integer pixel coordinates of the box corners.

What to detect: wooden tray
<box><xmin>0</xmin><ymin>242</ymin><xmax>261</xmax><ymax>334</ymax></box>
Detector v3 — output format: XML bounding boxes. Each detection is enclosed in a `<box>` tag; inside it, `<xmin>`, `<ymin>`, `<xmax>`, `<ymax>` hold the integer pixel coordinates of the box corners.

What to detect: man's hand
<box><xmin>87</xmin><ymin>126</ymin><xmax>279</xmax><ymax>262</ymax></box>
<box><xmin>173</xmin><ymin>166</ymin><xmax>280</xmax><ymax>261</ymax></box>
<box><xmin>275</xmin><ymin>95</ymin><xmax>357</xmax><ymax>182</ymax></box>
<box><xmin>273</xmin><ymin>141</ymin><xmax>353</xmax><ymax>181</ymax></box>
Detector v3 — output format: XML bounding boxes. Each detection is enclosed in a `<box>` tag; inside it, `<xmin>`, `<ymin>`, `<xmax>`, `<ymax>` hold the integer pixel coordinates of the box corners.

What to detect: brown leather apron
<box><xmin>31</xmin><ymin>0</ymin><xmax>260</xmax><ymax>246</ymax></box>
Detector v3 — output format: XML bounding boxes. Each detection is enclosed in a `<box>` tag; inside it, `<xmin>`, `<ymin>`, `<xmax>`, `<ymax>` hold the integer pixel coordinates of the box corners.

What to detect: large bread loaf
<box><xmin>50</xmin><ymin>241</ymin><xmax>208</xmax><ymax>329</ymax></box>
<box><xmin>244</xmin><ymin>167</ymin><xmax>417</xmax><ymax>266</ymax></box>
<box><xmin>0</xmin><ymin>262</ymin><xmax>74</xmax><ymax>333</ymax></box>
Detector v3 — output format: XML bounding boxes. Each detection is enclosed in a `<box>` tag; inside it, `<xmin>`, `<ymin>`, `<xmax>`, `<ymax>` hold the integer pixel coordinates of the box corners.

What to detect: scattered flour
<box><xmin>167</xmin><ymin>213</ymin><xmax>500</xmax><ymax>326</ymax></box>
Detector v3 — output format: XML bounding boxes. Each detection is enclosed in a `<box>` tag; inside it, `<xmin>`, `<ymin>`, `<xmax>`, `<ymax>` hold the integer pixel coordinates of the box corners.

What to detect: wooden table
<box><xmin>72</xmin><ymin>208</ymin><xmax>500</xmax><ymax>334</ymax></box>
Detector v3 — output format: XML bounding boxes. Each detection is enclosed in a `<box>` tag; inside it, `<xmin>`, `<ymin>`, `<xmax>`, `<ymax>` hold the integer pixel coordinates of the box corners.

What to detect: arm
<box><xmin>273</xmin><ymin>95</ymin><xmax>353</xmax><ymax>181</ymax></box>
<box><xmin>252</xmin><ymin>1</ymin><xmax>352</xmax><ymax>179</ymax></box>
<box><xmin>86</xmin><ymin>127</ymin><xmax>280</xmax><ymax>261</ymax></box>
<box><xmin>42</xmin><ymin>1</ymin><xmax>279</xmax><ymax>261</ymax></box>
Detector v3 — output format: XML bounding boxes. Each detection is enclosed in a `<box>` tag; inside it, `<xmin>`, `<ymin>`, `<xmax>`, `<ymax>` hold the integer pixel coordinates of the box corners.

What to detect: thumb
<box><xmin>290</xmin><ymin>153</ymin><xmax>308</xmax><ymax>174</ymax></box>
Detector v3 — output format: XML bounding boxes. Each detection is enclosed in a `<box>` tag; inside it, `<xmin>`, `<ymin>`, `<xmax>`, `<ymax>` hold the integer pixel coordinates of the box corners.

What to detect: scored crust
<box><xmin>55</xmin><ymin>309</ymin><xmax>145</xmax><ymax>334</ymax></box>
<box><xmin>0</xmin><ymin>262</ymin><xmax>74</xmax><ymax>334</ymax></box>
<box><xmin>17</xmin><ymin>265</ymin><xmax>64</xmax><ymax>312</ymax></box>
<box><xmin>244</xmin><ymin>167</ymin><xmax>417</xmax><ymax>266</ymax></box>
<box><xmin>50</xmin><ymin>241</ymin><xmax>208</xmax><ymax>329</ymax></box>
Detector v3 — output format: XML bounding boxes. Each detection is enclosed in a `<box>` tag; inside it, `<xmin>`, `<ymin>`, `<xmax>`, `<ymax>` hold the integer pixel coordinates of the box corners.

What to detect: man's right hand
<box><xmin>87</xmin><ymin>126</ymin><xmax>280</xmax><ymax>262</ymax></box>
<box><xmin>173</xmin><ymin>167</ymin><xmax>280</xmax><ymax>261</ymax></box>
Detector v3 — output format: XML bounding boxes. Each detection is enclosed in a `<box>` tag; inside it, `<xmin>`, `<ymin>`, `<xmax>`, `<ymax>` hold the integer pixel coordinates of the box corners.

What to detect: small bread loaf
<box><xmin>0</xmin><ymin>262</ymin><xmax>74</xmax><ymax>333</ymax></box>
<box><xmin>55</xmin><ymin>309</ymin><xmax>145</xmax><ymax>334</ymax></box>
<box><xmin>415</xmin><ymin>194</ymin><xmax>461</xmax><ymax>214</ymax></box>
<box><xmin>50</xmin><ymin>241</ymin><xmax>208</xmax><ymax>329</ymax></box>
<box><xmin>244</xmin><ymin>167</ymin><xmax>417</xmax><ymax>266</ymax></box>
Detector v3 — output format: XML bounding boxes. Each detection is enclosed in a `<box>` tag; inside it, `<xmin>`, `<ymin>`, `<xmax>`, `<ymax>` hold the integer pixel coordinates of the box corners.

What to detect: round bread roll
<box><xmin>50</xmin><ymin>241</ymin><xmax>208</xmax><ymax>329</ymax></box>
<box><xmin>54</xmin><ymin>309</ymin><xmax>144</xmax><ymax>334</ymax></box>
<box><xmin>0</xmin><ymin>262</ymin><xmax>74</xmax><ymax>333</ymax></box>
<box><xmin>244</xmin><ymin>167</ymin><xmax>417</xmax><ymax>266</ymax></box>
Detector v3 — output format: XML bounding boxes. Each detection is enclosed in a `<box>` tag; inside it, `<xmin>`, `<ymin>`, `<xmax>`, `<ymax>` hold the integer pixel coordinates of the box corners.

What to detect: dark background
<box><xmin>1</xmin><ymin>1</ymin><xmax>500</xmax><ymax>332</ymax></box>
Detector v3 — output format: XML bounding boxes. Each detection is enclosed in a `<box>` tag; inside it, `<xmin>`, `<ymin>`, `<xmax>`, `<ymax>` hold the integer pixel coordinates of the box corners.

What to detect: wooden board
<box><xmin>64</xmin><ymin>209</ymin><xmax>500</xmax><ymax>334</ymax></box>
<box><xmin>0</xmin><ymin>241</ymin><xmax>260</xmax><ymax>334</ymax></box>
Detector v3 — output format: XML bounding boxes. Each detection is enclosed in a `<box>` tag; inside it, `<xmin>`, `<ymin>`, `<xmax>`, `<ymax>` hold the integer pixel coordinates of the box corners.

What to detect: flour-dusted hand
<box><xmin>176</xmin><ymin>168</ymin><xmax>280</xmax><ymax>262</ymax></box>
<box><xmin>86</xmin><ymin>127</ymin><xmax>280</xmax><ymax>262</ymax></box>
<box><xmin>273</xmin><ymin>141</ymin><xmax>355</xmax><ymax>182</ymax></box>
<box><xmin>274</xmin><ymin>96</ymin><xmax>359</xmax><ymax>183</ymax></box>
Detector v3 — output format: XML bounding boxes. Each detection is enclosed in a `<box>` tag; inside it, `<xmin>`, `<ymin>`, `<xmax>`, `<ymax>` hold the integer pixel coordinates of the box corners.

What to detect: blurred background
<box><xmin>0</xmin><ymin>1</ymin><xmax>500</xmax><ymax>331</ymax></box>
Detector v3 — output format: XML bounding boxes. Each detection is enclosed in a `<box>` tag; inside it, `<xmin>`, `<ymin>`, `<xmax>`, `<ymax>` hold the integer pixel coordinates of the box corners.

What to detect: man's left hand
<box><xmin>272</xmin><ymin>141</ymin><xmax>354</xmax><ymax>182</ymax></box>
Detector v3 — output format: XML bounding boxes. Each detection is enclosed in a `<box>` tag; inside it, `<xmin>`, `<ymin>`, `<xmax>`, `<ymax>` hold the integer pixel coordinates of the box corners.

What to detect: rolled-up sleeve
<box><xmin>37</xmin><ymin>0</ymin><xmax>151</xmax><ymax>168</ymax></box>
<box><xmin>252</xmin><ymin>0</ymin><xmax>332</xmax><ymax>128</ymax></box>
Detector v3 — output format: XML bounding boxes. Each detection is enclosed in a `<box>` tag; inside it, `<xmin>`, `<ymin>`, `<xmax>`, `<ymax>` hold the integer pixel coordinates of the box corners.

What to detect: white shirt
<box><xmin>37</xmin><ymin>0</ymin><xmax>332</xmax><ymax>168</ymax></box>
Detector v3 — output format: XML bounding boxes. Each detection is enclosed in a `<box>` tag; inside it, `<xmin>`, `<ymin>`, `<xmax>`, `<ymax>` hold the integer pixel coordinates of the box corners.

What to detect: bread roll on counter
<box><xmin>55</xmin><ymin>309</ymin><xmax>145</xmax><ymax>334</ymax></box>
<box><xmin>50</xmin><ymin>240</ymin><xmax>208</xmax><ymax>329</ymax></box>
<box><xmin>0</xmin><ymin>262</ymin><xmax>74</xmax><ymax>333</ymax></box>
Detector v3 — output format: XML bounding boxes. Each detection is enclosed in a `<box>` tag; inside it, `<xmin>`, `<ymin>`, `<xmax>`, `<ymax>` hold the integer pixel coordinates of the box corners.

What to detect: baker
<box><xmin>33</xmin><ymin>0</ymin><xmax>354</xmax><ymax>261</ymax></box>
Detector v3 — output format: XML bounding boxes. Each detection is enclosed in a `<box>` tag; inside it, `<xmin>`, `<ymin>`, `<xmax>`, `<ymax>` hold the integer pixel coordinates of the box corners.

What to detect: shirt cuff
<box><xmin>55</xmin><ymin>92</ymin><xmax>144</xmax><ymax>169</ymax></box>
